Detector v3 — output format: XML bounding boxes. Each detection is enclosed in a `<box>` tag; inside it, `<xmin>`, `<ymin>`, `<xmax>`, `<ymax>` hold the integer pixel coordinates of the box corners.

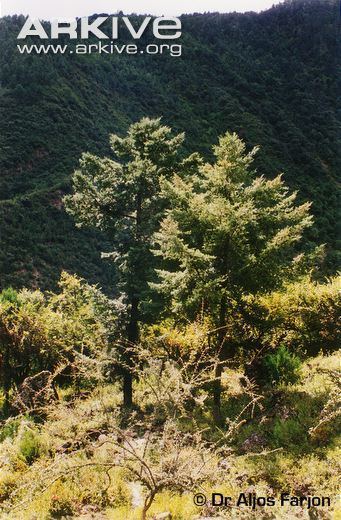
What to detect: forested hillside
<box><xmin>0</xmin><ymin>0</ymin><xmax>339</xmax><ymax>291</ymax></box>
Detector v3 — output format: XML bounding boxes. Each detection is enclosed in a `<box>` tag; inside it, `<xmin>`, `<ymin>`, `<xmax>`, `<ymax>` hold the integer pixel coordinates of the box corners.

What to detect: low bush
<box><xmin>18</xmin><ymin>428</ymin><xmax>44</xmax><ymax>465</ymax></box>
<box><xmin>262</xmin><ymin>345</ymin><xmax>302</xmax><ymax>386</ymax></box>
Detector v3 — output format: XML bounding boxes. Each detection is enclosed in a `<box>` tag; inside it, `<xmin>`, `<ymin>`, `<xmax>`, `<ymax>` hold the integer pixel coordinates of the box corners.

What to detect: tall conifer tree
<box><xmin>64</xmin><ymin>117</ymin><xmax>193</xmax><ymax>407</ymax></box>
<box><xmin>153</xmin><ymin>132</ymin><xmax>314</xmax><ymax>423</ymax></box>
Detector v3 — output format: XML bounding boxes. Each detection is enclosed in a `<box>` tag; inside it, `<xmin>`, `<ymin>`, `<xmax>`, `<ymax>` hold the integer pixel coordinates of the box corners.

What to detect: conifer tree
<box><xmin>64</xmin><ymin>117</ymin><xmax>195</xmax><ymax>407</ymax></box>
<box><xmin>153</xmin><ymin>132</ymin><xmax>315</xmax><ymax>423</ymax></box>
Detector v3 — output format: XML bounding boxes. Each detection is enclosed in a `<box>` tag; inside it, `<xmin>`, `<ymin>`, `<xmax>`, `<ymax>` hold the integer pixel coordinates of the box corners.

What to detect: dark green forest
<box><xmin>0</xmin><ymin>0</ymin><xmax>340</xmax><ymax>291</ymax></box>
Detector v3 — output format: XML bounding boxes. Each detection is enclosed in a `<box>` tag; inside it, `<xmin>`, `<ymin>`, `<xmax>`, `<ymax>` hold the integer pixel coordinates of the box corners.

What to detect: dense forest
<box><xmin>0</xmin><ymin>0</ymin><xmax>339</xmax><ymax>290</ymax></box>
<box><xmin>0</xmin><ymin>1</ymin><xmax>340</xmax><ymax>519</ymax></box>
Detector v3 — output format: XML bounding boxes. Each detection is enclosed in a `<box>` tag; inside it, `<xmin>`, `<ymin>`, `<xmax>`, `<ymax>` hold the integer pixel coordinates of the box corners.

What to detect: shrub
<box><xmin>262</xmin><ymin>345</ymin><xmax>302</xmax><ymax>386</ymax></box>
<box><xmin>0</xmin><ymin>418</ymin><xmax>21</xmax><ymax>442</ymax></box>
<box><xmin>18</xmin><ymin>428</ymin><xmax>43</xmax><ymax>464</ymax></box>
<box><xmin>0</xmin><ymin>272</ymin><xmax>116</xmax><ymax>407</ymax></box>
<box><xmin>49</xmin><ymin>494</ymin><xmax>75</xmax><ymax>518</ymax></box>
<box><xmin>259</xmin><ymin>275</ymin><xmax>341</xmax><ymax>356</ymax></box>
<box><xmin>272</xmin><ymin>418</ymin><xmax>307</xmax><ymax>449</ymax></box>
<box><xmin>0</xmin><ymin>471</ymin><xmax>17</xmax><ymax>502</ymax></box>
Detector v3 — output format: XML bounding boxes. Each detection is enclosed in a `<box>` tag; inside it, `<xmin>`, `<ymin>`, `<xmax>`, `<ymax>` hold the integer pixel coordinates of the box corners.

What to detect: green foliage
<box><xmin>309</xmin><ymin>368</ymin><xmax>341</xmax><ymax>442</ymax></box>
<box><xmin>0</xmin><ymin>0</ymin><xmax>339</xmax><ymax>291</ymax></box>
<box><xmin>258</xmin><ymin>275</ymin><xmax>341</xmax><ymax>355</ymax></box>
<box><xmin>64</xmin><ymin>117</ymin><xmax>189</xmax><ymax>323</ymax></box>
<box><xmin>153</xmin><ymin>131</ymin><xmax>315</xmax><ymax>322</ymax></box>
<box><xmin>0</xmin><ymin>3</ymin><xmax>339</xmax><ymax>514</ymax></box>
<box><xmin>0</xmin><ymin>272</ymin><xmax>115</xmax><ymax>402</ymax></box>
<box><xmin>0</xmin><ymin>418</ymin><xmax>20</xmax><ymax>442</ymax></box>
<box><xmin>0</xmin><ymin>354</ymin><xmax>339</xmax><ymax>519</ymax></box>
<box><xmin>271</xmin><ymin>417</ymin><xmax>306</xmax><ymax>449</ymax></box>
<box><xmin>142</xmin><ymin>319</ymin><xmax>212</xmax><ymax>360</ymax></box>
<box><xmin>64</xmin><ymin>118</ymin><xmax>194</xmax><ymax>404</ymax></box>
<box><xmin>0</xmin><ymin>288</ymin><xmax>19</xmax><ymax>306</ymax></box>
<box><xmin>262</xmin><ymin>345</ymin><xmax>302</xmax><ymax>386</ymax></box>
<box><xmin>227</xmin><ymin>275</ymin><xmax>341</xmax><ymax>366</ymax></box>
<box><xmin>18</xmin><ymin>428</ymin><xmax>43</xmax><ymax>465</ymax></box>
<box><xmin>49</xmin><ymin>495</ymin><xmax>75</xmax><ymax>518</ymax></box>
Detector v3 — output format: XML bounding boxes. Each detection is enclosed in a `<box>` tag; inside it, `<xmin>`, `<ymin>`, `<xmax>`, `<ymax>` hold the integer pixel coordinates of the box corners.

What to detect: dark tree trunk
<box><xmin>142</xmin><ymin>489</ymin><xmax>157</xmax><ymax>520</ymax></box>
<box><xmin>123</xmin><ymin>366</ymin><xmax>133</xmax><ymax>409</ymax></box>
<box><xmin>212</xmin><ymin>296</ymin><xmax>227</xmax><ymax>426</ymax></box>
<box><xmin>213</xmin><ymin>361</ymin><xmax>223</xmax><ymax>426</ymax></box>
<box><xmin>124</xmin><ymin>295</ymin><xmax>139</xmax><ymax>408</ymax></box>
<box><xmin>123</xmin><ymin>189</ymin><xmax>142</xmax><ymax>408</ymax></box>
<box><xmin>2</xmin><ymin>344</ymin><xmax>11</xmax><ymax>413</ymax></box>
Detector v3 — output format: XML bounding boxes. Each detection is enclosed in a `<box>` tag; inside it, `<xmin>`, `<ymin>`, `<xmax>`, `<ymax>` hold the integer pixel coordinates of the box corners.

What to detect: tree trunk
<box><xmin>123</xmin><ymin>189</ymin><xmax>143</xmax><ymax>409</ymax></box>
<box><xmin>2</xmin><ymin>344</ymin><xmax>11</xmax><ymax>413</ymax></box>
<box><xmin>142</xmin><ymin>489</ymin><xmax>157</xmax><ymax>520</ymax></box>
<box><xmin>213</xmin><ymin>361</ymin><xmax>223</xmax><ymax>425</ymax></box>
<box><xmin>212</xmin><ymin>296</ymin><xmax>227</xmax><ymax>426</ymax></box>
<box><xmin>123</xmin><ymin>370</ymin><xmax>133</xmax><ymax>409</ymax></box>
<box><xmin>124</xmin><ymin>295</ymin><xmax>139</xmax><ymax>408</ymax></box>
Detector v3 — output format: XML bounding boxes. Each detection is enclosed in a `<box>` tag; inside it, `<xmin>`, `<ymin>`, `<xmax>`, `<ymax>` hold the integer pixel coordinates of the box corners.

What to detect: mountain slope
<box><xmin>0</xmin><ymin>0</ymin><xmax>339</xmax><ymax>291</ymax></box>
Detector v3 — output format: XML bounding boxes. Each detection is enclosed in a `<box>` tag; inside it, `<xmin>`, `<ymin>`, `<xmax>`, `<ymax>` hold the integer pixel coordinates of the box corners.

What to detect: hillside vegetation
<box><xmin>0</xmin><ymin>351</ymin><xmax>340</xmax><ymax>519</ymax></box>
<box><xmin>0</xmin><ymin>0</ymin><xmax>339</xmax><ymax>290</ymax></box>
<box><xmin>0</xmin><ymin>2</ymin><xmax>340</xmax><ymax>518</ymax></box>
<box><xmin>0</xmin><ymin>118</ymin><xmax>340</xmax><ymax>519</ymax></box>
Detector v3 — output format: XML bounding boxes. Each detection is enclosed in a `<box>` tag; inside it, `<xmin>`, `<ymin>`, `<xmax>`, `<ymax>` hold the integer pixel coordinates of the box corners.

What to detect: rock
<box><xmin>153</xmin><ymin>513</ymin><xmax>172</xmax><ymax>520</ymax></box>
<box><xmin>130</xmin><ymin>482</ymin><xmax>144</xmax><ymax>508</ymax></box>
